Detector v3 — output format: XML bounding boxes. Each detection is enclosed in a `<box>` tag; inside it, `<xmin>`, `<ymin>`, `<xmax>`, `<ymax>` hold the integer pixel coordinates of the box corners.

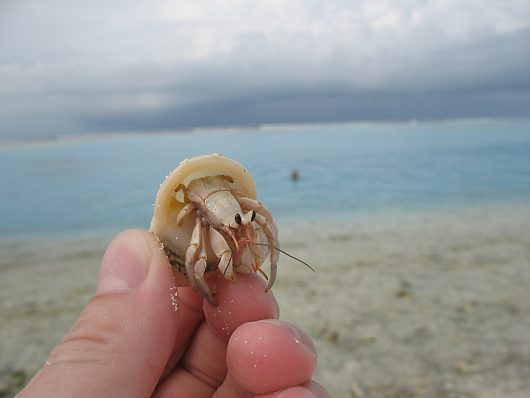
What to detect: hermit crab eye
<box><xmin>234</xmin><ymin>213</ymin><xmax>242</xmax><ymax>225</ymax></box>
<box><xmin>251</xmin><ymin>210</ymin><xmax>256</xmax><ymax>222</ymax></box>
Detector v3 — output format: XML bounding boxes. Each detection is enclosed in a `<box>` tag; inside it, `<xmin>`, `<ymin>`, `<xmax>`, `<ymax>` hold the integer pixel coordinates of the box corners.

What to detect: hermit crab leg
<box><xmin>209</xmin><ymin>227</ymin><xmax>235</xmax><ymax>281</ymax></box>
<box><xmin>185</xmin><ymin>218</ymin><xmax>201</xmax><ymax>292</ymax></box>
<box><xmin>174</xmin><ymin>184</ymin><xmax>196</xmax><ymax>225</ymax></box>
<box><xmin>197</xmin><ymin>222</ymin><xmax>217</xmax><ymax>304</ymax></box>
<box><xmin>185</xmin><ymin>217</ymin><xmax>215</xmax><ymax>304</ymax></box>
<box><xmin>220</xmin><ymin>225</ymin><xmax>240</xmax><ymax>251</ymax></box>
<box><xmin>174</xmin><ymin>184</ymin><xmax>189</xmax><ymax>202</ymax></box>
<box><xmin>251</xmin><ymin>212</ymin><xmax>279</xmax><ymax>292</ymax></box>
<box><xmin>237</xmin><ymin>197</ymin><xmax>279</xmax><ymax>290</ymax></box>
<box><xmin>176</xmin><ymin>202</ymin><xmax>195</xmax><ymax>226</ymax></box>
<box><xmin>236</xmin><ymin>196</ymin><xmax>278</xmax><ymax>236</ymax></box>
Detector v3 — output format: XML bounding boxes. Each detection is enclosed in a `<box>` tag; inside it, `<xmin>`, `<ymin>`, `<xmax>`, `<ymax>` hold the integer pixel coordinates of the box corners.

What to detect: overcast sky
<box><xmin>0</xmin><ymin>0</ymin><xmax>529</xmax><ymax>139</ymax></box>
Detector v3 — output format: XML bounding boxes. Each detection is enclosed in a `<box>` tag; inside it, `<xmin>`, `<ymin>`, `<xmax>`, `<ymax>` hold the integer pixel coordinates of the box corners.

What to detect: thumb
<box><xmin>18</xmin><ymin>230</ymin><xmax>179</xmax><ymax>398</ymax></box>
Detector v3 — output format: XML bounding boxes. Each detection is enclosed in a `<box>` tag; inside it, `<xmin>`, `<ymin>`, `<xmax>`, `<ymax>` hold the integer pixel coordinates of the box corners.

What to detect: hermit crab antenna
<box><xmin>223</xmin><ymin>252</ymin><xmax>233</xmax><ymax>278</ymax></box>
<box><xmin>251</xmin><ymin>243</ymin><xmax>315</xmax><ymax>272</ymax></box>
<box><xmin>218</xmin><ymin>252</ymin><xmax>234</xmax><ymax>291</ymax></box>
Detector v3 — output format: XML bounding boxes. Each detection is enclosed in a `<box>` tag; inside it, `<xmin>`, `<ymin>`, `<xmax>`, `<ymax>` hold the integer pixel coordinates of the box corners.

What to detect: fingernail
<box><xmin>97</xmin><ymin>230</ymin><xmax>151</xmax><ymax>294</ymax></box>
<box><xmin>259</xmin><ymin>319</ymin><xmax>316</xmax><ymax>357</ymax></box>
<box><xmin>276</xmin><ymin>388</ymin><xmax>317</xmax><ymax>398</ymax></box>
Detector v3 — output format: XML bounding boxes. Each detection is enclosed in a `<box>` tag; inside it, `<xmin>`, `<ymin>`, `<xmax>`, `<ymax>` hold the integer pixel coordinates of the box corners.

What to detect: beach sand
<box><xmin>1</xmin><ymin>203</ymin><xmax>529</xmax><ymax>397</ymax></box>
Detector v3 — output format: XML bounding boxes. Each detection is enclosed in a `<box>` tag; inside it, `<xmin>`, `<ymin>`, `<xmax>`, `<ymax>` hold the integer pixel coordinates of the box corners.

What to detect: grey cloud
<box><xmin>0</xmin><ymin>1</ymin><xmax>529</xmax><ymax>139</ymax></box>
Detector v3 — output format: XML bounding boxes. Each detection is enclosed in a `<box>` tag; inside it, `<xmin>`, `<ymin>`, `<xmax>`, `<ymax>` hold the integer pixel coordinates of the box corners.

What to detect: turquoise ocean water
<box><xmin>1</xmin><ymin>119</ymin><xmax>529</xmax><ymax>239</ymax></box>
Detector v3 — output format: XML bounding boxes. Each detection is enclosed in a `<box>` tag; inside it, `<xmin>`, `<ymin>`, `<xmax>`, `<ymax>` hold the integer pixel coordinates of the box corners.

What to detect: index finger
<box><xmin>204</xmin><ymin>273</ymin><xmax>280</xmax><ymax>341</ymax></box>
<box><xmin>153</xmin><ymin>274</ymin><xmax>279</xmax><ymax>396</ymax></box>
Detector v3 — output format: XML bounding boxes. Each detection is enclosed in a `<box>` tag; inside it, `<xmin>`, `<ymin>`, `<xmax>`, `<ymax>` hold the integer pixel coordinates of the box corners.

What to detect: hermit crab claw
<box><xmin>149</xmin><ymin>154</ymin><xmax>279</xmax><ymax>305</ymax></box>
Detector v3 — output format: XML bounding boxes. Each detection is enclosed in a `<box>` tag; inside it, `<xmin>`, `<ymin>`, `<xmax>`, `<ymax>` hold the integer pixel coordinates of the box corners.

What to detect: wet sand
<box><xmin>1</xmin><ymin>203</ymin><xmax>529</xmax><ymax>397</ymax></box>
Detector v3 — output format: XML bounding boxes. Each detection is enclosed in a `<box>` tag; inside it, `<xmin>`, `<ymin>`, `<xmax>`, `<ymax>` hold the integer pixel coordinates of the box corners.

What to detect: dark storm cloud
<box><xmin>0</xmin><ymin>0</ymin><xmax>529</xmax><ymax>139</ymax></box>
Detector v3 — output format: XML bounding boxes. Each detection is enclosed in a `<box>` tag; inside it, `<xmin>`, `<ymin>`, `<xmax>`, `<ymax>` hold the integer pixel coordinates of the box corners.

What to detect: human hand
<box><xmin>18</xmin><ymin>230</ymin><xmax>329</xmax><ymax>398</ymax></box>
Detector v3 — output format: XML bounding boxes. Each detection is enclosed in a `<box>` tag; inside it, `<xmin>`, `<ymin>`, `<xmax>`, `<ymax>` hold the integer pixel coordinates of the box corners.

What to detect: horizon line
<box><xmin>1</xmin><ymin>116</ymin><xmax>529</xmax><ymax>148</ymax></box>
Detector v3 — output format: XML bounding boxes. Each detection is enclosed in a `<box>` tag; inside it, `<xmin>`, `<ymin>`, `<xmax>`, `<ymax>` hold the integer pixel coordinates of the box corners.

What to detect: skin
<box><xmin>17</xmin><ymin>230</ymin><xmax>330</xmax><ymax>398</ymax></box>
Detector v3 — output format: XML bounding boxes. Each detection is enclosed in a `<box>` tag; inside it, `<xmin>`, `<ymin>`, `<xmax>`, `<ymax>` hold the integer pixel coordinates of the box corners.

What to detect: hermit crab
<box><xmin>150</xmin><ymin>154</ymin><xmax>279</xmax><ymax>304</ymax></box>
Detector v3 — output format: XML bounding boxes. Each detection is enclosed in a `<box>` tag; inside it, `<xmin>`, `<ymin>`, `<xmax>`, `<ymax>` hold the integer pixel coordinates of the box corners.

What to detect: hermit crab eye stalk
<box><xmin>234</xmin><ymin>213</ymin><xmax>242</xmax><ymax>225</ymax></box>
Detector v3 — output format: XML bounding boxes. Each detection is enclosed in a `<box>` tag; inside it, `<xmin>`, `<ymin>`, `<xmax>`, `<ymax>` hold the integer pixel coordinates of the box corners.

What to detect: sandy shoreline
<box><xmin>1</xmin><ymin>203</ymin><xmax>530</xmax><ymax>397</ymax></box>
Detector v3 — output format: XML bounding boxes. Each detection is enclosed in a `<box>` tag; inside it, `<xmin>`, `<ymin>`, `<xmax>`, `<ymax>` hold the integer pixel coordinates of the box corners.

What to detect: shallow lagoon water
<box><xmin>1</xmin><ymin>118</ymin><xmax>529</xmax><ymax>238</ymax></box>
<box><xmin>1</xmin><ymin>119</ymin><xmax>530</xmax><ymax>397</ymax></box>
